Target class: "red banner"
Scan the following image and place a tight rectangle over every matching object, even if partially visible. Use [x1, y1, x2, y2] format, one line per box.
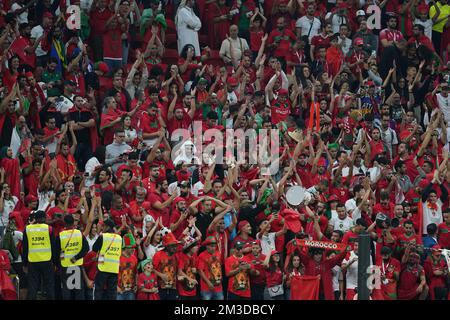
[290, 275, 321, 300]
[296, 239, 348, 251]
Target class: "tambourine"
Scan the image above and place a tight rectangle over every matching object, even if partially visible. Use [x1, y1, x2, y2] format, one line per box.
[286, 186, 306, 206]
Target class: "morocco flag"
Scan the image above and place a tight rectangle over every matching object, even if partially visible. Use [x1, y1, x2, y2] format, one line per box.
[290, 275, 321, 300]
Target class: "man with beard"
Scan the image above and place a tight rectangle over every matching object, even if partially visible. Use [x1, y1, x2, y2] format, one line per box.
[10, 22, 40, 70]
[139, 103, 164, 148]
[167, 93, 195, 135]
[144, 133, 174, 180]
[117, 152, 143, 181]
[148, 178, 179, 226]
[69, 95, 97, 171]
[352, 19, 378, 56]
[189, 196, 228, 241]
[395, 220, 423, 259]
[198, 237, 224, 300]
[206, 203, 237, 262]
[55, 125, 77, 183]
[143, 164, 160, 195]
[267, 17, 296, 65]
[129, 187, 151, 231]
[373, 246, 400, 300]
[169, 197, 190, 239]
[408, 24, 435, 52]
[397, 245, 429, 300]
[153, 231, 180, 300]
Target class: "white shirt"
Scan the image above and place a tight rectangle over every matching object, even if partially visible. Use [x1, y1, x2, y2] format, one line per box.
[192, 180, 204, 197]
[345, 198, 357, 213]
[85, 234, 99, 252]
[296, 16, 321, 42]
[257, 232, 276, 256]
[219, 37, 250, 65]
[84, 156, 101, 187]
[30, 25, 46, 57]
[329, 216, 354, 233]
[332, 265, 342, 292]
[437, 93, 450, 124]
[343, 251, 373, 289]
[144, 243, 164, 260]
[422, 200, 443, 235]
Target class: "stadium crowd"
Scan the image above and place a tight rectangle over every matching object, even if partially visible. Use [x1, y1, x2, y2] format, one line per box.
[1, 0, 450, 301]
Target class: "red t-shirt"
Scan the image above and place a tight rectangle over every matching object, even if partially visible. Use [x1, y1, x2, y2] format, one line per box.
[438, 222, 450, 249]
[225, 254, 252, 298]
[197, 250, 223, 292]
[176, 252, 198, 297]
[268, 28, 296, 58]
[46, 207, 66, 236]
[270, 98, 291, 125]
[247, 252, 266, 285]
[153, 250, 178, 289]
[148, 192, 171, 226]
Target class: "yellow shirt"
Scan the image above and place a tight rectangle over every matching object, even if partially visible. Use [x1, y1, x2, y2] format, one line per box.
[430, 2, 450, 33]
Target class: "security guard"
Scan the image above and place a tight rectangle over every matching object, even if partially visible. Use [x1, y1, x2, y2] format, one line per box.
[92, 219, 122, 300]
[22, 210, 58, 300]
[55, 215, 89, 300]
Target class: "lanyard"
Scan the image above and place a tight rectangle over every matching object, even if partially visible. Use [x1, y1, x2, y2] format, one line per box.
[63, 229, 76, 251]
[381, 260, 389, 275]
[104, 234, 117, 254]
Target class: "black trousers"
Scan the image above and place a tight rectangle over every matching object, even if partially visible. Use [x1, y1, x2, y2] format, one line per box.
[251, 283, 265, 300]
[94, 271, 118, 300]
[26, 262, 55, 300]
[60, 266, 85, 300]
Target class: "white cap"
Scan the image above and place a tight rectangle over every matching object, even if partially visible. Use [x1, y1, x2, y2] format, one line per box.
[356, 10, 365, 16]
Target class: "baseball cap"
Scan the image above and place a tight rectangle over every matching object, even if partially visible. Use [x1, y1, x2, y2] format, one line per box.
[354, 37, 364, 46]
[356, 10, 365, 17]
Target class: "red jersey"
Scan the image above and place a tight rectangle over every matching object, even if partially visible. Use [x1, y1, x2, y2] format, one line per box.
[197, 250, 223, 292]
[270, 98, 291, 125]
[176, 252, 198, 297]
[153, 250, 178, 289]
[438, 222, 450, 249]
[225, 254, 252, 298]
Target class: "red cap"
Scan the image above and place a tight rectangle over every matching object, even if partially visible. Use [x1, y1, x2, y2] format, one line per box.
[270, 250, 280, 256]
[354, 37, 364, 46]
[25, 195, 38, 203]
[327, 194, 339, 202]
[278, 88, 289, 96]
[227, 77, 238, 86]
[366, 80, 375, 87]
[432, 244, 442, 251]
[25, 71, 34, 78]
[97, 62, 109, 74]
[176, 169, 191, 182]
[317, 157, 327, 167]
[43, 11, 54, 19]
[238, 220, 250, 232]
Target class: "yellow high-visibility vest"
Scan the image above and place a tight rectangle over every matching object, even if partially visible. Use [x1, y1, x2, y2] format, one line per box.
[60, 229, 83, 267]
[98, 233, 122, 274]
[26, 224, 52, 263]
